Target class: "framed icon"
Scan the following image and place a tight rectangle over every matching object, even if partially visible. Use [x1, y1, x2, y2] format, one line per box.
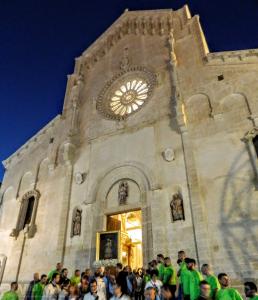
[96, 231, 121, 261]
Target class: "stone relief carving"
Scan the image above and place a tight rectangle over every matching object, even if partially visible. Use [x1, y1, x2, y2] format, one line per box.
[74, 172, 86, 185]
[170, 193, 185, 222]
[118, 181, 128, 205]
[162, 148, 175, 162]
[0, 254, 7, 285]
[71, 208, 82, 237]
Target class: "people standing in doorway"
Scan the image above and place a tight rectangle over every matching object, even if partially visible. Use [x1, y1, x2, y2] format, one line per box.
[216, 273, 243, 300]
[135, 271, 144, 300]
[116, 263, 128, 295]
[244, 282, 258, 300]
[201, 264, 220, 300]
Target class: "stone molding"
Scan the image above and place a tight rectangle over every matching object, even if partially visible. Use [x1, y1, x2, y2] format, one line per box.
[2, 115, 61, 170]
[10, 189, 40, 239]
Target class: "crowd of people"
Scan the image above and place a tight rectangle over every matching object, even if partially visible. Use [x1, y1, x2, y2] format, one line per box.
[2, 251, 258, 300]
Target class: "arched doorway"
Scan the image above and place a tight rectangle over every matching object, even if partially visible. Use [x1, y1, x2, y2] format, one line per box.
[90, 163, 156, 267]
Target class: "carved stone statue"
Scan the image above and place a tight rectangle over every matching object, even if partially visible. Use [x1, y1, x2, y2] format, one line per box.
[72, 208, 82, 237]
[118, 181, 128, 205]
[104, 238, 113, 259]
[170, 193, 185, 222]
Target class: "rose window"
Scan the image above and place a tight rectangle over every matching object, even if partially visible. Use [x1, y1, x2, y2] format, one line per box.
[110, 80, 149, 116]
[96, 66, 157, 121]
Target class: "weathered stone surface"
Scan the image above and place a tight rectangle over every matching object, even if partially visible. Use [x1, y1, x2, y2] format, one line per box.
[1, 5, 258, 293]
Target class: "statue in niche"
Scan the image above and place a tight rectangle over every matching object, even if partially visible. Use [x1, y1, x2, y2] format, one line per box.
[170, 193, 185, 222]
[71, 208, 82, 237]
[118, 181, 128, 205]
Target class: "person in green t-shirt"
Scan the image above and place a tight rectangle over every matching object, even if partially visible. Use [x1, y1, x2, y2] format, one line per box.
[216, 273, 243, 300]
[177, 250, 192, 300]
[163, 257, 177, 296]
[244, 282, 258, 300]
[47, 262, 63, 282]
[70, 269, 81, 285]
[32, 274, 47, 300]
[186, 258, 203, 300]
[157, 254, 165, 282]
[201, 264, 220, 299]
[2, 282, 19, 300]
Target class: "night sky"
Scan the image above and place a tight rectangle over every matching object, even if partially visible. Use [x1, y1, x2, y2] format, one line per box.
[1, 0, 258, 181]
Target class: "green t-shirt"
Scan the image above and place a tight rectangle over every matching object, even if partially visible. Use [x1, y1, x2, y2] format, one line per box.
[189, 269, 203, 300]
[180, 262, 191, 296]
[157, 263, 165, 281]
[32, 282, 45, 300]
[144, 274, 151, 284]
[206, 274, 220, 298]
[163, 265, 177, 285]
[70, 275, 80, 285]
[250, 296, 258, 300]
[216, 288, 243, 300]
[2, 291, 19, 300]
[47, 269, 58, 281]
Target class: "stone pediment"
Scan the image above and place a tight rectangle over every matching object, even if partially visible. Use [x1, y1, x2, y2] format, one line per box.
[74, 5, 192, 74]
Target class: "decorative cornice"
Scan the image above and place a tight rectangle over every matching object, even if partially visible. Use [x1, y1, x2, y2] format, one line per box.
[205, 49, 258, 65]
[2, 115, 61, 170]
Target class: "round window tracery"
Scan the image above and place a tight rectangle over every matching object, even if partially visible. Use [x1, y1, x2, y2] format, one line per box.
[96, 66, 157, 121]
[110, 80, 149, 116]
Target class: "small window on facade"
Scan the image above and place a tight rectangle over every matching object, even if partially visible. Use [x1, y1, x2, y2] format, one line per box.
[11, 190, 40, 239]
[218, 74, 224, 81]
[49, 137, 54, 144]
[23, 197, 35, 229]
[252, 135, 258, 158]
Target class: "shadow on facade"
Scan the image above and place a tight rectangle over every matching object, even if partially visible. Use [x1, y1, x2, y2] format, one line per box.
[219, 149, 258, 279]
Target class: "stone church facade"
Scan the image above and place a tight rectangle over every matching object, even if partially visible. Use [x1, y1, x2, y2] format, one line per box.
[1, 5, 258, 291]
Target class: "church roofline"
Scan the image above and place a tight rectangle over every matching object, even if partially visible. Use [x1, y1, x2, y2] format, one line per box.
[73, 5, 191, 75]
[2, 114, 61, 170]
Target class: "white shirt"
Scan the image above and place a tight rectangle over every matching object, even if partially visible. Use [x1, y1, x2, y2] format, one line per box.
[144, 280, 163, 295]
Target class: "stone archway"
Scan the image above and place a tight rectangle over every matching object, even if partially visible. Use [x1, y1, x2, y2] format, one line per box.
[90, 163, 157, 267]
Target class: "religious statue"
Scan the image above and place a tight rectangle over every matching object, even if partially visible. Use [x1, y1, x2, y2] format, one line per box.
[118, 181, 128, 205]
[170, 193, 185, 222]
[104, 238, 113, 259]
[71, 208, 82, 237]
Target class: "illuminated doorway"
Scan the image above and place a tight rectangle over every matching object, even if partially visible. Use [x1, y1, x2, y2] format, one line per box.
[107, 210, 143, 269]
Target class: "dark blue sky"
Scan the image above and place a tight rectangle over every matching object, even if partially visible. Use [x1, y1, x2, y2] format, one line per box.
[1, 0, 258, 181]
